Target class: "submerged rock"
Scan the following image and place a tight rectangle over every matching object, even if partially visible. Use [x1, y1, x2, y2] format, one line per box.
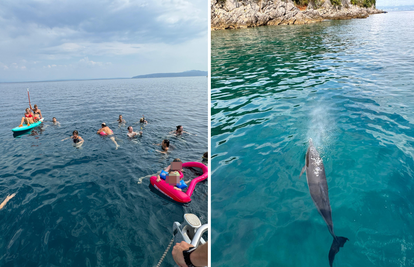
[211, 0, 386, 30]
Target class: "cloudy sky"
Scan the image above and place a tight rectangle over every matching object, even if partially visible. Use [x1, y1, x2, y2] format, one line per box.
[377, 0, 414, 6]
[0, 0, 208, 82]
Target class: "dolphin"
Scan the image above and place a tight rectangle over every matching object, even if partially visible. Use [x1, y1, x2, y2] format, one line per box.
[300, 138, 348, 267]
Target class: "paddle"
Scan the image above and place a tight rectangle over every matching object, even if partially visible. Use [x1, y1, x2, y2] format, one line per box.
[27, 88, 31, 108]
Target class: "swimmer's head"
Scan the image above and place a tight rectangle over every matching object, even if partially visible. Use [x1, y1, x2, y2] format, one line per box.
[102, 122, 107, 127]
[176, 125, 183, 132]
[73, 130, 78, 136]
[203, 152, 208, 159]
[163, 139, 170, 147]
[52, 117, 56, 122]
[119, 115, 122, 119]
[127, 126, 133, 132]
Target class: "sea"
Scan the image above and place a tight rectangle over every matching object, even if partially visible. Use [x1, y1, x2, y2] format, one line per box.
[211, 11, 414, 266]
[0, 77, 208, 266]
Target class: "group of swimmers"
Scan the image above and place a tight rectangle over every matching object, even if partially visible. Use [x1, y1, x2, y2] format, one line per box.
[18, 106, 207, 189]
[19, 106, 196, 153]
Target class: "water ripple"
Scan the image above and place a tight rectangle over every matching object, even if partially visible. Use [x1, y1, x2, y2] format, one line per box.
[0, 77, 207, 266]
[212, 12, 414, 266]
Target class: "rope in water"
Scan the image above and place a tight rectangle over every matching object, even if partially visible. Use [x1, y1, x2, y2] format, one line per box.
[155, 236, 175, 267]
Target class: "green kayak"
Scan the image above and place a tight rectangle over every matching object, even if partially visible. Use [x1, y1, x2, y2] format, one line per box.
[12, 118, 44, 132]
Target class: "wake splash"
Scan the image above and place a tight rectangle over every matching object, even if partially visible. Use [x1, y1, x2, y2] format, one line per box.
[306, 105, 335, 152]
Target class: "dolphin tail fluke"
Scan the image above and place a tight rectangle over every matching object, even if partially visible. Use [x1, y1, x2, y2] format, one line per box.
[328, 236, 349, 267]
[299, 166, 306, 178]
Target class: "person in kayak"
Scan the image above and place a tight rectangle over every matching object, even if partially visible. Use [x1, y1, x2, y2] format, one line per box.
[62, 130, 84, 145]
[19, 108, 34, 127]
[127, 126, 142, 138]
[30, 104, 42, 121]
[154, 139, 170, 153]
[118, 115, 126, 124]
[97, 123, 119, 149]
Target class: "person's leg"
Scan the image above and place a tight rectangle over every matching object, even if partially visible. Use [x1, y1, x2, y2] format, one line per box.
[0, 193, 16, 210]
[20, 117, 25, 126]
[110, 136, 119, 149]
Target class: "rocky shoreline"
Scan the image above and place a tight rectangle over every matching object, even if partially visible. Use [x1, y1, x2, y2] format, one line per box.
[211, 0, 386, 30]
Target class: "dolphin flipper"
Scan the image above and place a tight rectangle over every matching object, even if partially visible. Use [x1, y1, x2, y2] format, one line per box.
[299, 166, 306, 178]
[328, 236, 349, 267]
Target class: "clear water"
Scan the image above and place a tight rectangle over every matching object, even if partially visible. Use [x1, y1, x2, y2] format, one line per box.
[211, 12, 414, 266]
[0, 77, 208, 266]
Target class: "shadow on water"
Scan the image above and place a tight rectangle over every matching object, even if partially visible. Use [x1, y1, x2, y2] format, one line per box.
[12, 129, 33, 138]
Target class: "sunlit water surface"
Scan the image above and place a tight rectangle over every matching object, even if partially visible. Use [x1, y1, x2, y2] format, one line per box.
[0, 77, 208, 266]
[211, 11, 414, 266]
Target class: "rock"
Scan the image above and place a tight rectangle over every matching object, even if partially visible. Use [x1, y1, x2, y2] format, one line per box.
[211, 0, 386, 30]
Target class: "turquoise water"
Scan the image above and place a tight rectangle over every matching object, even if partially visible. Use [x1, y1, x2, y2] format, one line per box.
[0, 77, 207, 266]
[211, 12, 414, 266]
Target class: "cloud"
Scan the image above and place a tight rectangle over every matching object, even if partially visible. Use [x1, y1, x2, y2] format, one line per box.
[46, 42, 144, 57]
[0, 0, 206, 44]
[78, 57, 111, 67]
[0, 62, 9, 70]
[0, 0, 207, 82]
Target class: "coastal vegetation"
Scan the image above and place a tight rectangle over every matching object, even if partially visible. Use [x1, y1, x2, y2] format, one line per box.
[218, 0, 375, 8]
[351, 0, 376, 8]
[330, 0, 341, 6]
[293, 0, 309, 6]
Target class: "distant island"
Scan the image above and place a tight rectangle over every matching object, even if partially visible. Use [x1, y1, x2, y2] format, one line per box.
[132, 70, 207, 79]
[377, 5, 414, 11]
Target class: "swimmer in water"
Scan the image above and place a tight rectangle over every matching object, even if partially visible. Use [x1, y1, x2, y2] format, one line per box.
[154, 139, 170, 153]
[118, 115, 126, 124]
[170, 125, 195, 136]
[52, 117, 60, 125]
[30, 104, 42, 121]
[62, 130, 84, 145]
[97, 122, 119, 149]
[127, 126, 142, 138]
[202, 152, 208, 162]
[0, 193, 16, 210]
[139, 115, 148, 124]
[19, 108, 34, 127]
